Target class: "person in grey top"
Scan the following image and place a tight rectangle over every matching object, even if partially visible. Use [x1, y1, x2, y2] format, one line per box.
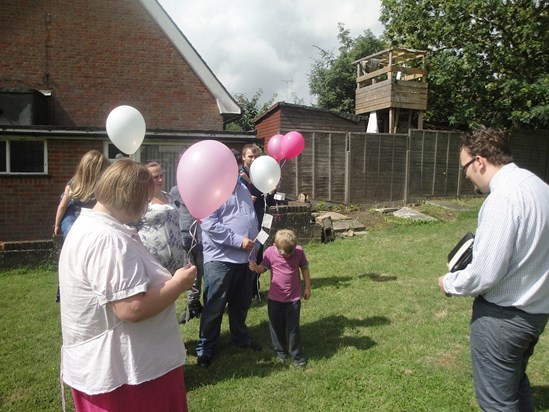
[170, 185, 204, 322]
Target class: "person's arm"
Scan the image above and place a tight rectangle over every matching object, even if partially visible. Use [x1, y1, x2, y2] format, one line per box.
[239, 170, 252, 185]
[441, 193, 516, 297]
[301, 267, 311, 300]
[249, 260, 267, 274]
[438, 276, 452, 297]
[53, 185, 71, 235]
[109, 265, 197, 322]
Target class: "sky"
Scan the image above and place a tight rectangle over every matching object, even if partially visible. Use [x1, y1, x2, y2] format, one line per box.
[158, 0, 384, 106]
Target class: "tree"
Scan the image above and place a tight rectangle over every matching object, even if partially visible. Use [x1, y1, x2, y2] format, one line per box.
[380, 0, 549, 129]
[226, 90, 276, 132]
[309, 24, 386, 113]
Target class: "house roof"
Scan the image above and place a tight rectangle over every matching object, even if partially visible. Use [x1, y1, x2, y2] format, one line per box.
[140, 0, 241, 121]
[254, 101, 368, 125]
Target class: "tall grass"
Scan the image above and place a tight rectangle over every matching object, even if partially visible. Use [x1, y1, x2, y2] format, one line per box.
[1, 198, 547, 411]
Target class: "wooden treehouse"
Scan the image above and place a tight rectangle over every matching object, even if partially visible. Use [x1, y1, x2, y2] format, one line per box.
[354, 48, 428, 133]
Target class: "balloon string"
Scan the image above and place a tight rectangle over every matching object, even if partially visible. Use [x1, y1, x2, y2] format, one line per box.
[188, 219, 198, 262]
[187, 220, 200, 294]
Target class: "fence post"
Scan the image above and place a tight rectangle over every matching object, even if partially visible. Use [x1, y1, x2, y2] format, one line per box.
[404, 131, 411, 204]
[431, 132, 439, 196]
[312, 131, 316, 199]
[344, 132, 350, 205]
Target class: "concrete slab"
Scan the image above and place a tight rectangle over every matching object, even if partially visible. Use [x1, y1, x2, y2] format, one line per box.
[315, 212, 351, 224]
[373, 207, 399, 214]
[426, 200, 470, 212]
[393, 206, 437, 222]
[332, 219, 366, 232]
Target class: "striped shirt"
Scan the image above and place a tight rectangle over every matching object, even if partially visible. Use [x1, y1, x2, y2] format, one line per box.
[443, 163, 549, 314]
[201, 182, 259, 264]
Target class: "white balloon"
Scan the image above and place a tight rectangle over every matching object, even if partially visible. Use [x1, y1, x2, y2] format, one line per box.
[106, 105, 146, 155]
[250, 155, 281, 193]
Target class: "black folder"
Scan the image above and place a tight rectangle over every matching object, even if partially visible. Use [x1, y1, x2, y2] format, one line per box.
[447, 232, 474, 272]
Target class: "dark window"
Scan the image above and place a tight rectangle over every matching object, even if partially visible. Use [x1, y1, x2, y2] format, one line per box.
[0, 141, 6, 172]
[108, 143, 127, 160]
[0, 139, 46, 173]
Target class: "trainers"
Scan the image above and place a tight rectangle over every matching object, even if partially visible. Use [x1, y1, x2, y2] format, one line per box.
[190, 303, 203, 314]
[178, 306, 201, 324]
[197, 355, 212, 368]
[277, 356, 287, 364]
[294, 361, 307, 368]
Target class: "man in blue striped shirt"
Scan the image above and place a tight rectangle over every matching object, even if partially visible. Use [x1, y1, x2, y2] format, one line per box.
[195, 151, 261, 368]
[438, 127, 549, 411]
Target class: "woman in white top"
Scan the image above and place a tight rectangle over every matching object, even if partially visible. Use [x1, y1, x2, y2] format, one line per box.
[138, 161, 186, 274]
[58, 158, 196, 412]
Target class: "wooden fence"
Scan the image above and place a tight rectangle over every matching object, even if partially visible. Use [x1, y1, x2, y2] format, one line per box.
[278, 129, 549, 206]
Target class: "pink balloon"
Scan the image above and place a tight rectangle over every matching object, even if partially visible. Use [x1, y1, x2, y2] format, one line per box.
[280, 131, 305, 159]
[177, 140, 238, 220]
[267, 134, 284, 161]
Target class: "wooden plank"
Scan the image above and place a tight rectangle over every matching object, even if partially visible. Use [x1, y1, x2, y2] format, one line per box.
[355, 81, 428, 114]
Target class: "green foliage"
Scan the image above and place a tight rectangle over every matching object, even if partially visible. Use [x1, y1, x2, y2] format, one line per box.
[380, 0, 549, 129]
[226, 89, 277, 131]
[314, 200, 326, 211]
[309, 23, 387, 113]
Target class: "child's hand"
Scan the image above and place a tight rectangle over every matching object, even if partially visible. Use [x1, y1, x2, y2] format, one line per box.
[249, 260, 258, 272]
[303, 286, 311, 300]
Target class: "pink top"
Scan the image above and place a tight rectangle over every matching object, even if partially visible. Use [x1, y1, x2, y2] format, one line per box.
[261, 245, 308, 303]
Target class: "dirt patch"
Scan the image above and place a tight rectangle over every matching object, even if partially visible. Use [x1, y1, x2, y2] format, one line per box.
[342, 209, 392, 231]
[320, 203, 461, 231]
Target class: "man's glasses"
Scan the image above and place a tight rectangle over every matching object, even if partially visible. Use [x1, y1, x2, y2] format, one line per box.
[461, 157, 476, 172]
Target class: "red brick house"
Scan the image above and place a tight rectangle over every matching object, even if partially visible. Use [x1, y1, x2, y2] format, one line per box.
[0, 0, 255, 242]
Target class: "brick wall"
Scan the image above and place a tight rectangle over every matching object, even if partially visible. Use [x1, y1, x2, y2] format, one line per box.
[0, 140, 103, 241]
[0, 0, 222, 130]
[264, 203, 321, 246]
[1, 0, 240, 242]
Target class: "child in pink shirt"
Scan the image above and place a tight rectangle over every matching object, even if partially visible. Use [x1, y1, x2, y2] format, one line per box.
[249, 229, 311, 367]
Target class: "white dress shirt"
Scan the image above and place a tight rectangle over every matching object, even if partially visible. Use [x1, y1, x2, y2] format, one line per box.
[443, 163, 549, 314]
[59, 209, 185, 394]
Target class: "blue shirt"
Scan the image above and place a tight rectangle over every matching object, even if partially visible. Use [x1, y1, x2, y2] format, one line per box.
[443, 163, 549, 314]
[201, 182, 259, 264]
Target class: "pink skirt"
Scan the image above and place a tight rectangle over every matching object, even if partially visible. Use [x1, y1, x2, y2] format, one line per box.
[71, 366, 188, 412]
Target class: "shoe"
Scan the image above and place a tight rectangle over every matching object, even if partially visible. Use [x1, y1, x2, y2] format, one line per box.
[277, 356, 287, 364]
[190, 303, 203, 314]
[197, 355, 212, 368]
[294, 361, 307, 368]
[178, 306, 202, 324]
[238, 340, 262, 352]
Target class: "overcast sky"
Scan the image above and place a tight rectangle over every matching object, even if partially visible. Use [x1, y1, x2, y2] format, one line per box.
[158, 0, 384, 106]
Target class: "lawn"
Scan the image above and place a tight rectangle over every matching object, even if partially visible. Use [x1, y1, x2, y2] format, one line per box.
[1, 198, 547, 411]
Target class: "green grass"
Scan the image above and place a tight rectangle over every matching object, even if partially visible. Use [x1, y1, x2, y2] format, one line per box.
[1, 198, 548, 411]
